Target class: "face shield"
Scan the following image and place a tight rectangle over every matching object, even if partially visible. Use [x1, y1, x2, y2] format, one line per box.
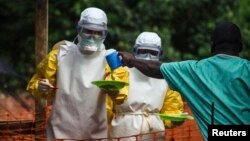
[77, 7, 108, 54]
[133, 32, 162, 61]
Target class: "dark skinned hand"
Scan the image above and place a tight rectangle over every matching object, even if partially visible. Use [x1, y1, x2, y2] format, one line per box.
[118, 52, 134, 68]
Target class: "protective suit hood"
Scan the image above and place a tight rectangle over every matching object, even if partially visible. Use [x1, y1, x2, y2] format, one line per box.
[133, 32, 162, 61]
[77, 7, 108, 54]
[79, 7, 107, 31]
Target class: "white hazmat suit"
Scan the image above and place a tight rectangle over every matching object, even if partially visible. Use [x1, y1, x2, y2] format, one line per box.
[107, 32, 184, 141]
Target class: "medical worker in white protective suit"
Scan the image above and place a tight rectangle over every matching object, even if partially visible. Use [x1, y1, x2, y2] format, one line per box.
[107, 32, 184, 141]
[26, 7, 129, 140]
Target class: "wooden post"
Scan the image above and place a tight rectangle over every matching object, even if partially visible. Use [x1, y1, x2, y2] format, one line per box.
[35, 0, 48, 64]
[35, 0, 48, 140]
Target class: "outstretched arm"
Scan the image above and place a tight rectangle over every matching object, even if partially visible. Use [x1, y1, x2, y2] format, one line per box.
[119, 51, 164, 79]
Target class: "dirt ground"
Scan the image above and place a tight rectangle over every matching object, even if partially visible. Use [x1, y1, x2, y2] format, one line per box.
[0, 91, 204, 141]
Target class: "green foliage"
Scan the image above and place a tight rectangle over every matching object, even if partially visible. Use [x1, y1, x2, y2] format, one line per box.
[0, 0, 249, 90]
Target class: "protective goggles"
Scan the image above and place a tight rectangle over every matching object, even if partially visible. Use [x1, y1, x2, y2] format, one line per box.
[77, 21, 108, 39]
[133, 45, 162, 57]
[78, 28, 107, 40]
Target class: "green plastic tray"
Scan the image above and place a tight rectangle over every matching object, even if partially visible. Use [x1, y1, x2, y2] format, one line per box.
[92, 80, 129, 90]
[159, 113, 194, 122]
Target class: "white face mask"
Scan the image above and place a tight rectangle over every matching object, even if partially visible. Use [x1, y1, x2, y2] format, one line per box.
[77, 34, 104, 54]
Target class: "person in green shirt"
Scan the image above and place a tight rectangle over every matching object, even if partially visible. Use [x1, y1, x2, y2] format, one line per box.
[118, 21, 250, 140]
